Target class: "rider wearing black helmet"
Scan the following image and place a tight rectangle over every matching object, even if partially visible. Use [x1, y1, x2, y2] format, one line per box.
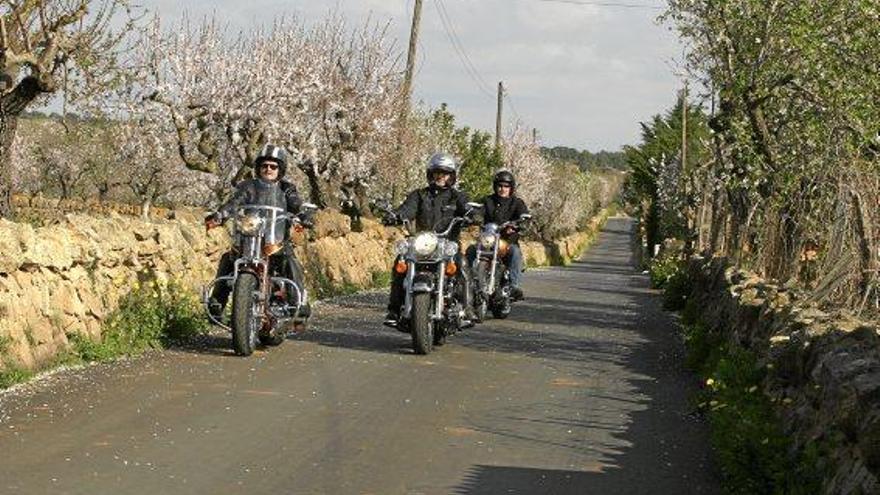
[382, 152, 476, 325]
[205, 144, 310, 320]
[468, 169, 529, 300]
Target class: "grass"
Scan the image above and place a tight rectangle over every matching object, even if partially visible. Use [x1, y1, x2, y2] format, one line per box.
[0, 366, 33, 389]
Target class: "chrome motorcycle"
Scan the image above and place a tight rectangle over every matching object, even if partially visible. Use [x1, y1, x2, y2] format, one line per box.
[379, 201, 482, 355]
[203, 203, 317, 356]
[472, 214, 531, 321]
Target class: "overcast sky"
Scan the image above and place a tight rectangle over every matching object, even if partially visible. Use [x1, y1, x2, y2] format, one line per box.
[137, 0, 680, 152]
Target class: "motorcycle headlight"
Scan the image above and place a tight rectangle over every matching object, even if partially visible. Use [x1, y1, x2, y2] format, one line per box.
[480, 233, 497, 249]
[393, 239, 410, 256]
[236, 214, 262, 235]
[413, 232, 439, 257]
[443, 241, 459, 257]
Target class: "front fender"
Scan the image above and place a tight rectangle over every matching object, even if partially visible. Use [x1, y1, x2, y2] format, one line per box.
[411, 273, 435, 293]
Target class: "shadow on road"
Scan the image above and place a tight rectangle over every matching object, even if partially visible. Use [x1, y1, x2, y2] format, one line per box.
[447, 217, 718, 494]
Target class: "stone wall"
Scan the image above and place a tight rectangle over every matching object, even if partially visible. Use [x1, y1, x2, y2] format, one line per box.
[687, 257, 880, 494]
[0, 209, 608, 372]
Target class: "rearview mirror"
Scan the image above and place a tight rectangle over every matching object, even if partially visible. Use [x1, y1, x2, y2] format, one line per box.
[519, 213, 533, 221]
[301, 202, 319, 211]
[466, 202, 484, 210]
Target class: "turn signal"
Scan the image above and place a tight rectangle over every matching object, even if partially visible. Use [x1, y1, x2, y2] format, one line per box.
[498, 239, 510, 258]
[395, 260, 408, 274]
[263, 242, 283, 256]
[445, 262, 458, 277]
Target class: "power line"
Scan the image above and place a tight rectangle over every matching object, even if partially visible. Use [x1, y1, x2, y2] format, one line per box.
[535, 0, 664, 9]
[433, 0, 496, 100]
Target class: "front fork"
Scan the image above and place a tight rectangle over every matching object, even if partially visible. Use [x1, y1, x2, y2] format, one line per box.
[476, 245, 500, 297]
[400, 261, 448, 322]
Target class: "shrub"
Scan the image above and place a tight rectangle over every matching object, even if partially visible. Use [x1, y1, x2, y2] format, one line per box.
[69, 279, 207, 363]
[685, 320, 824, 494]
[648, 253, 692, 310]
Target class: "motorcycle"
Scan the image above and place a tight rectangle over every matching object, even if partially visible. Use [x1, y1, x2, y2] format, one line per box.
[472, 214, 532, 321]
[203, 203, 317, 356]
[377, 200, 483, 355]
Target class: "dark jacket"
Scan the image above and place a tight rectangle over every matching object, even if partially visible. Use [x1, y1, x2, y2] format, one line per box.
[217, 178, 302, 221]
[397, 185, 470, 241]
[482, 194, 529, 244]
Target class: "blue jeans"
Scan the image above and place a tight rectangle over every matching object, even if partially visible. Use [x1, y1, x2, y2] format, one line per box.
[466, 243, 524, 288]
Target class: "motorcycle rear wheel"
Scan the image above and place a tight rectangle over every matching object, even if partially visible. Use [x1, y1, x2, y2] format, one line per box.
[231, 273, 259, 356]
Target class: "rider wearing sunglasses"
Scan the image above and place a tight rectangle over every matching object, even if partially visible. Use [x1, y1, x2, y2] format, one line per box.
[204, 144, 310, 321]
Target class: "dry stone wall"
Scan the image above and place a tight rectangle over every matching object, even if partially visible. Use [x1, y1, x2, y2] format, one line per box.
[687, 257, 880, 494]
[0, 209, 608, 372]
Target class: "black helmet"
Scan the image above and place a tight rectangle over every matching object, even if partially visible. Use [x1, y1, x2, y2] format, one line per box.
[493, 169, 516, 193]
[426, 152, 459, 186]
[255, 144, 288, 178]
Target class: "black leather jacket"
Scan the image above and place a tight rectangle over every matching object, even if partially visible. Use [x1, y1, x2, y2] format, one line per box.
[482, 194, 529, 244]
[397, 185, 470, 241]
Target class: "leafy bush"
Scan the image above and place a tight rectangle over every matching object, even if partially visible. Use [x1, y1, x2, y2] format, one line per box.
[649, 253, 692, 310]
[69, 279, 207, 363]
[685, 321, 824, 494]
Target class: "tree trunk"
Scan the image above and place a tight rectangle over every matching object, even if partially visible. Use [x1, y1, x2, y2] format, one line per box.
[141, 198, 153, 220]
[0, 111, 18, 217]
[0, 77, 45, 218]
[851, 189, 877, 300]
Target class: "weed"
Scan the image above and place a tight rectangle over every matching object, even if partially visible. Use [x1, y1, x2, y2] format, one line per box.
[370, 270, 392, 289]
[684, 320, 825, 494]
[0, 366, 33, 389]
[69, 279, 207, 363]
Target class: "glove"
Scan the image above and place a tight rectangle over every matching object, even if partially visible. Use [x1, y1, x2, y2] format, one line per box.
[382, 212, 400, 226]
[204, 213, 221, 230]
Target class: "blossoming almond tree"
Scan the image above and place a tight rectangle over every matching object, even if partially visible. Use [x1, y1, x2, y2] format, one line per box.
[0, 0, 135, 217]
[139, 15, 403, 211]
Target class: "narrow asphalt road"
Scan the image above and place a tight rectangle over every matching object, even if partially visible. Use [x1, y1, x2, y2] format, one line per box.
[0, 217, 719, 494]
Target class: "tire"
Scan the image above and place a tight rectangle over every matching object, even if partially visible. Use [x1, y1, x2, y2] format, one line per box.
[259, 331, 284, 347]
[492, 296, 511, 320]
[475, 261, 490, 321]
[433, 325, 447, 346]
[231, 273, 259, 356]
[476, 299, 488, 322]
[411, 293, 433, 355]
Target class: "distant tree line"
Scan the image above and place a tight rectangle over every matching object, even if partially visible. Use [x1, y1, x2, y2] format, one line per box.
[541, 147, 627, 172]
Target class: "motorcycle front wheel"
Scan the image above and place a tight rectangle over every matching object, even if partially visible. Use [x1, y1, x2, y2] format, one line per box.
[231, 273, 259, 356]
[411, 292, 434, 355]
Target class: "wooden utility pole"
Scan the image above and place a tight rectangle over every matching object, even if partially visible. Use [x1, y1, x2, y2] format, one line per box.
[391, 0, 423, 203]
[532, 128, 538, 144]
[682, 81, 695, 256]
[495, 81, 504, 150]
[681, 81, 688, 173]
[401, 0, 424, 112]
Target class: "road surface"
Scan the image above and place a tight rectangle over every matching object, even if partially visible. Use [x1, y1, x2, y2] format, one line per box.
[0, 217, 719, 494]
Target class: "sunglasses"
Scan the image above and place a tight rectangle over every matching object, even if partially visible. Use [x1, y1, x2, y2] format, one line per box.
[496, 183, 512, 188]
[260, 162, 279, 171]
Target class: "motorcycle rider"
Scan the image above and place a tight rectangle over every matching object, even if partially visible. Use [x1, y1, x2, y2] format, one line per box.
[382, 152, 476, 326]
[467, 169, 529, 300]
[205, 144, 310, 321]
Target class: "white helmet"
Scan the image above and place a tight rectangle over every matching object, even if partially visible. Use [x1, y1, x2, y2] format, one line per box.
[426, 152, 459, 186]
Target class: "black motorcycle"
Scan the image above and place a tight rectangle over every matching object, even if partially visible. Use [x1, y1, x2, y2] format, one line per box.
[378, 200, 482, 355]
[472, 214, 531, 320]
[203, 203, 317, 356]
